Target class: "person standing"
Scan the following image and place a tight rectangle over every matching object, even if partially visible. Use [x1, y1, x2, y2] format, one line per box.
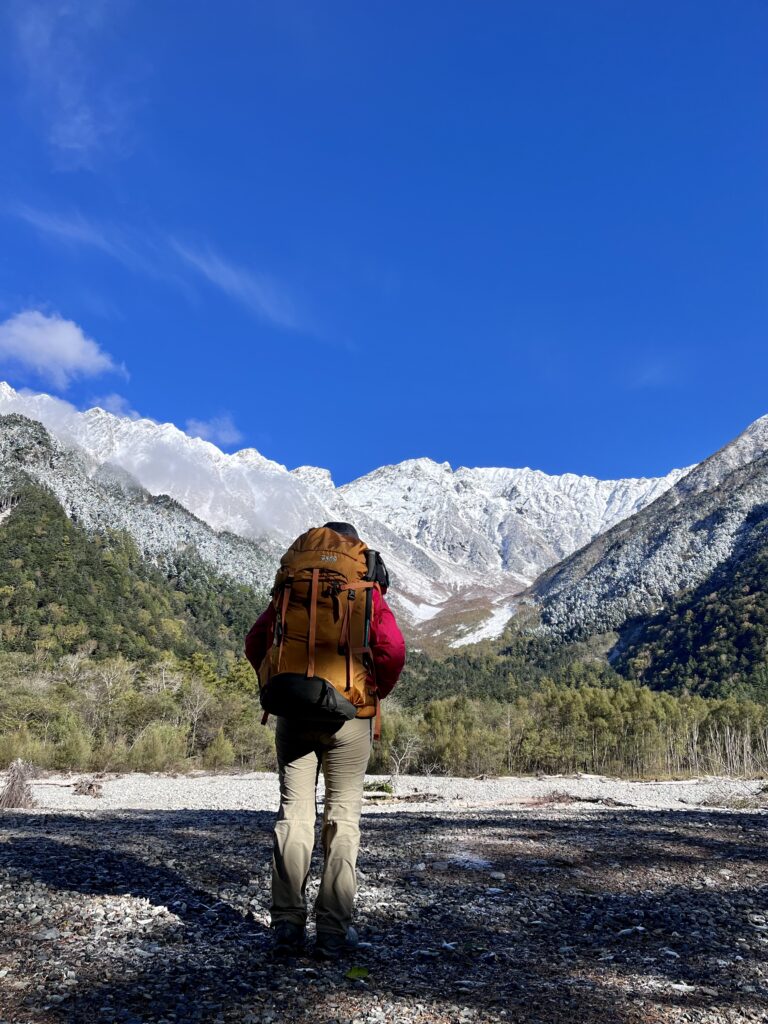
[245, 522, 405, 956]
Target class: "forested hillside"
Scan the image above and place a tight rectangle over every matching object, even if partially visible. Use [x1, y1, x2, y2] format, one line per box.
[0, 482, 273, 773]
[378, 632, 767, 778]
[614, 503, 768, 701]
[0, 481, 266, 665]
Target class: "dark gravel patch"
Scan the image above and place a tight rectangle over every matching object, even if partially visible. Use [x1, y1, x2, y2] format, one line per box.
[0, 806, 766, 1023]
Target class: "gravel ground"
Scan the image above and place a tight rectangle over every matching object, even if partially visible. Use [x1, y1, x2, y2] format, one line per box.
[17, 771, 768, 813]
[0, 774, 767, 1024]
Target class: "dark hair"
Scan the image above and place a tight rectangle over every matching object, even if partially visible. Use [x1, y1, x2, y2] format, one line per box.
[323, 521, 359, 540]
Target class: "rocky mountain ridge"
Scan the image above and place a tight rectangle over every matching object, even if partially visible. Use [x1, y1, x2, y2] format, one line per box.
[529, 414, 768, 644]
[612, 497, 768, 697]
[0, 383, 689, 644]
[0, 413, 277, 594]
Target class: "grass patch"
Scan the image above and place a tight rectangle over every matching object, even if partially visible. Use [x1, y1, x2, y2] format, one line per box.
[364, 779, 394, 794]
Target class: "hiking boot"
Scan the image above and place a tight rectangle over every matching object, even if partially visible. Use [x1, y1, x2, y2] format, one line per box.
[272, 920, 305, 955]
[314, 926, 359, 959]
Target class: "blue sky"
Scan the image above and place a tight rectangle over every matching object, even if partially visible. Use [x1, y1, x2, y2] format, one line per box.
[0, 1, 765, 484]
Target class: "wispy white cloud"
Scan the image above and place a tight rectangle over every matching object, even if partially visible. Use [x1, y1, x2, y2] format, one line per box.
[0, 381, 145, 429]
[0, 310, 125, 391]
[12, 203, 166, 278]
[10, 204, 305, 332]
[185, 414, 244, 447]
[8, 0, 137, 170]
[11, 204, 197, 299]
[171, 241, 303, 330]
[13, 203, 120, 256]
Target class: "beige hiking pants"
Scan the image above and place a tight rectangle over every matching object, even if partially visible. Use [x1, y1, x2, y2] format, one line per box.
[271, 716, 373, 937]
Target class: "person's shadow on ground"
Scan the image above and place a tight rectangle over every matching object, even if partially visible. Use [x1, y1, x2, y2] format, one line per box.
[0, 807, 766, 1023]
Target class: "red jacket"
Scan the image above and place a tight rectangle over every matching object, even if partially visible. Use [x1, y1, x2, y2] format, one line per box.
[245, 587, 406, 698]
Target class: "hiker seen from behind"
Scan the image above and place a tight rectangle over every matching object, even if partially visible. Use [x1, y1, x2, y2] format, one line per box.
[245, 522, 406, 957]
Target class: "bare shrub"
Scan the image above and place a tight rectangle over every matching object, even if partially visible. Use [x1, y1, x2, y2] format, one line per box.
[0, 759, 36, 809]
[389, 734, 421, 793]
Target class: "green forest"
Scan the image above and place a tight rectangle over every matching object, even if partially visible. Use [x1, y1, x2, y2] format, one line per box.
[614, 507, 768, 702]
[0, 483, 265, 667]
[0, 486, 767, 778]
[1, 642, 766, 779]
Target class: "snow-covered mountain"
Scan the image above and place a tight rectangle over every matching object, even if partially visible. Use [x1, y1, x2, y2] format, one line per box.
[0, 382, 690, 645]
[340, 459, 688, 585]
[0, 413, 277, 593]
[529, 413, 768, 642]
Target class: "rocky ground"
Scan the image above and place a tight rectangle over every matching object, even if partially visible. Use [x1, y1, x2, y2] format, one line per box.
[0, 775, 766, 1024]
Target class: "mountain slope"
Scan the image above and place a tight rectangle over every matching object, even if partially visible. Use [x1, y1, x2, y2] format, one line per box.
[0, 414, 276, 595]
[529, 415, 768, 643]
[0, 476, 266, 663]
[613, 500, 768, 699]
[0, 383, 687, 642]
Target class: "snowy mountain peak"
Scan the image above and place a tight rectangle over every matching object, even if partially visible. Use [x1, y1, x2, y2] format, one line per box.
[0, 381, 696, 644]
[82, 405, 116, 419]
[291, 465, 336, 491]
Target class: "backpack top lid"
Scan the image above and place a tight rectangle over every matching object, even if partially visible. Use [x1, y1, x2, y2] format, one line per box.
[322, 521, 359, 539]
[280, 525, 369, 573]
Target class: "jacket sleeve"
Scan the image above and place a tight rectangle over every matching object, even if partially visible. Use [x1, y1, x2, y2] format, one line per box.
[245, 605, 275, 674]
[369, 589, 406, 699]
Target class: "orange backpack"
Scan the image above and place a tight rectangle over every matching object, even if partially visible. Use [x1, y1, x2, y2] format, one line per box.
[258, 527, 380, 727]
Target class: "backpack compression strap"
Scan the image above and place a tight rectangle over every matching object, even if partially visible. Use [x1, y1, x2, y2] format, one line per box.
[338, 580, 382, 740]
[276, 570, 294, 671]
[336, 580, 377, 691]
[306, 568, 320, 677]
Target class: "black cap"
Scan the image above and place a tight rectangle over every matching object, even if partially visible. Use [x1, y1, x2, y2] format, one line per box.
[323, 521, 359, 539]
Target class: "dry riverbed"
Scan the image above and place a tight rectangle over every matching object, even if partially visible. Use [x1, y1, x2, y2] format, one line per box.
[0, 773, 766, 1024]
